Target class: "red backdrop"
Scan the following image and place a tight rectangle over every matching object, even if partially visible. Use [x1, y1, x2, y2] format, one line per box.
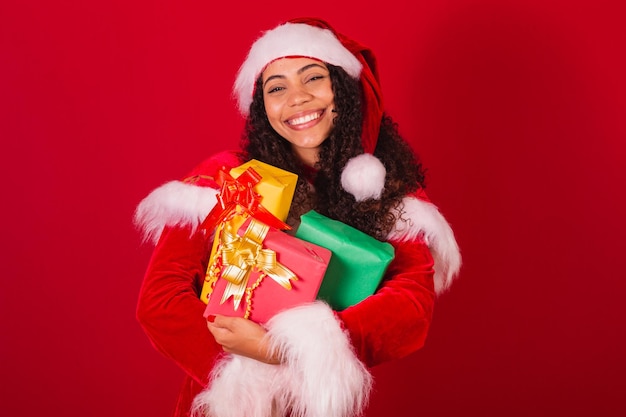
[2, 1, 625, 416]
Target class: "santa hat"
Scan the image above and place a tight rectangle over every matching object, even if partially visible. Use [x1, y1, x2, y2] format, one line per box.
[234, 17, 387, 202]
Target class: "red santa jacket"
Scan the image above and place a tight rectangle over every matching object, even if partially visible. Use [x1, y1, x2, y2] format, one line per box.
[134, 150, 461, 417]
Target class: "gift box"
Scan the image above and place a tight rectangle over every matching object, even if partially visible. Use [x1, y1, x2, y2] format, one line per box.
[200, 160, 297, 234]
[295, 210, 395, 311]
[201, 217, 332, 324]
[200, 161, 299, 305]
[229, 159, 298, 223]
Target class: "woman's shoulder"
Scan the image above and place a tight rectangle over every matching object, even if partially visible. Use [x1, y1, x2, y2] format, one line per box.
[410, 187, 430, 203]
[387, 187, 462, 295]
[182, 150, 245, 187]
[133, 150, 244, 244]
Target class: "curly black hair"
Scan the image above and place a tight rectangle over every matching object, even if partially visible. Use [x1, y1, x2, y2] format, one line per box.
[239, 64, 426, 240]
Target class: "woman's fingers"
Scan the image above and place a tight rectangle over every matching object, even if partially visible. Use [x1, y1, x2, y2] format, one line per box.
[205, 315, 279, 364]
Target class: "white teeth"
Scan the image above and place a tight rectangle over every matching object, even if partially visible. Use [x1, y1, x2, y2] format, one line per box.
[289, 112, 320, 126]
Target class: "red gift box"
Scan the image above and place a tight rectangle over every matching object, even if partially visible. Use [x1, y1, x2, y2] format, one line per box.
[203, 217, 332, 324]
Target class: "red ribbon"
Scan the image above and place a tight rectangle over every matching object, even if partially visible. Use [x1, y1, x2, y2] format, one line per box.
[200, 166, 291, 232]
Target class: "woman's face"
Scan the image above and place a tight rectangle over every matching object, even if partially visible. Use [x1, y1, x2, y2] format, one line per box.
[262, 57, 336, 167]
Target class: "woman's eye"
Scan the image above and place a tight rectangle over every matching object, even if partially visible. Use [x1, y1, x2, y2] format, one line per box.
[267, 86, 284, 94]
[307, 75, 325, 83]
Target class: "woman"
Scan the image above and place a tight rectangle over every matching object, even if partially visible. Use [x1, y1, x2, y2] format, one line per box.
[135, 17, 461, 417]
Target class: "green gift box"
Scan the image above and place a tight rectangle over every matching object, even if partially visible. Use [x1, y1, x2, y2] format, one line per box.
[295, 210, 395, 311]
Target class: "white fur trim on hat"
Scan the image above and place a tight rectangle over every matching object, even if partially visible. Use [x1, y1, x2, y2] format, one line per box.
[387, 196, 462, 294]
[192, 301, 372, 417]
[341, 153, 387, 201]
[133, 181, 218, 244]
[234, 22, 363, 115]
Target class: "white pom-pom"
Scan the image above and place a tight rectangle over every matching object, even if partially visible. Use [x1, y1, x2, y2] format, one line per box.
[340, 153, 386, 201]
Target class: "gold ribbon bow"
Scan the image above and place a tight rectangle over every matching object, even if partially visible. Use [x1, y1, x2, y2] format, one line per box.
[207, 217, 297, 318]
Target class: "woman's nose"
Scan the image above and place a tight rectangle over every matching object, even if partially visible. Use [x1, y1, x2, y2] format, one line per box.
[287, 87, 313, 107]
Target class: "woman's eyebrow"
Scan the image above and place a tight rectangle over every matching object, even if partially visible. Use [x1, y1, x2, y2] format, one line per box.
[263, 74, 284, 87]
[297, 62, 327, 74]
[263, 63, 327, 88]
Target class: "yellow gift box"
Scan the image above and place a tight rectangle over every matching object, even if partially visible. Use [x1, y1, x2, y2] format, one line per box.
[229, 159, 297, 223]
[200, 160, 298, 304]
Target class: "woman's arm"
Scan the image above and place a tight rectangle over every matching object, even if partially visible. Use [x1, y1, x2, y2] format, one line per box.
[338, 238, 436, 367]
[136, 225, 223, 385]
[136, 224, 281, 384]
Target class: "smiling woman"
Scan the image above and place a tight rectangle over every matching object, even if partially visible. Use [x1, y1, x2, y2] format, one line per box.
[133, 17, 461, 417]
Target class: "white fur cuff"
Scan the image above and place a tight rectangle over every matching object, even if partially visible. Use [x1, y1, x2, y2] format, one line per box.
[192, 301, 372, 417]
[133, 181, 219, 244]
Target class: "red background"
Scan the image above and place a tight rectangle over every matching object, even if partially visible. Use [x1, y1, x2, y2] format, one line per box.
[2, 1, 625, 416]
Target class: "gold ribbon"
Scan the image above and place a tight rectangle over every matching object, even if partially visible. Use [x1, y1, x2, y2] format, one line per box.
[209, 217, 297, 316]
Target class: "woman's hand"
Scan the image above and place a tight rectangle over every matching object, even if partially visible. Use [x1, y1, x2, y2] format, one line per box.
[206, 315, 280, 364]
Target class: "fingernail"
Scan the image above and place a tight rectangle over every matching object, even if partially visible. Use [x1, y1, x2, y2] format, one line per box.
[207, 315, 216, 323]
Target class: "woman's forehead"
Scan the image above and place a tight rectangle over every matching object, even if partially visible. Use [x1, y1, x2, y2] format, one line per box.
[261, 57, 327, 79]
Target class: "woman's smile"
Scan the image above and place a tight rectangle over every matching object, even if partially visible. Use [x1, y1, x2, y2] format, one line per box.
[285, 110, 325, 128]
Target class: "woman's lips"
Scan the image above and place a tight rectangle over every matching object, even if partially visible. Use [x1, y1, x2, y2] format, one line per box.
[285, 110, 324, 128]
